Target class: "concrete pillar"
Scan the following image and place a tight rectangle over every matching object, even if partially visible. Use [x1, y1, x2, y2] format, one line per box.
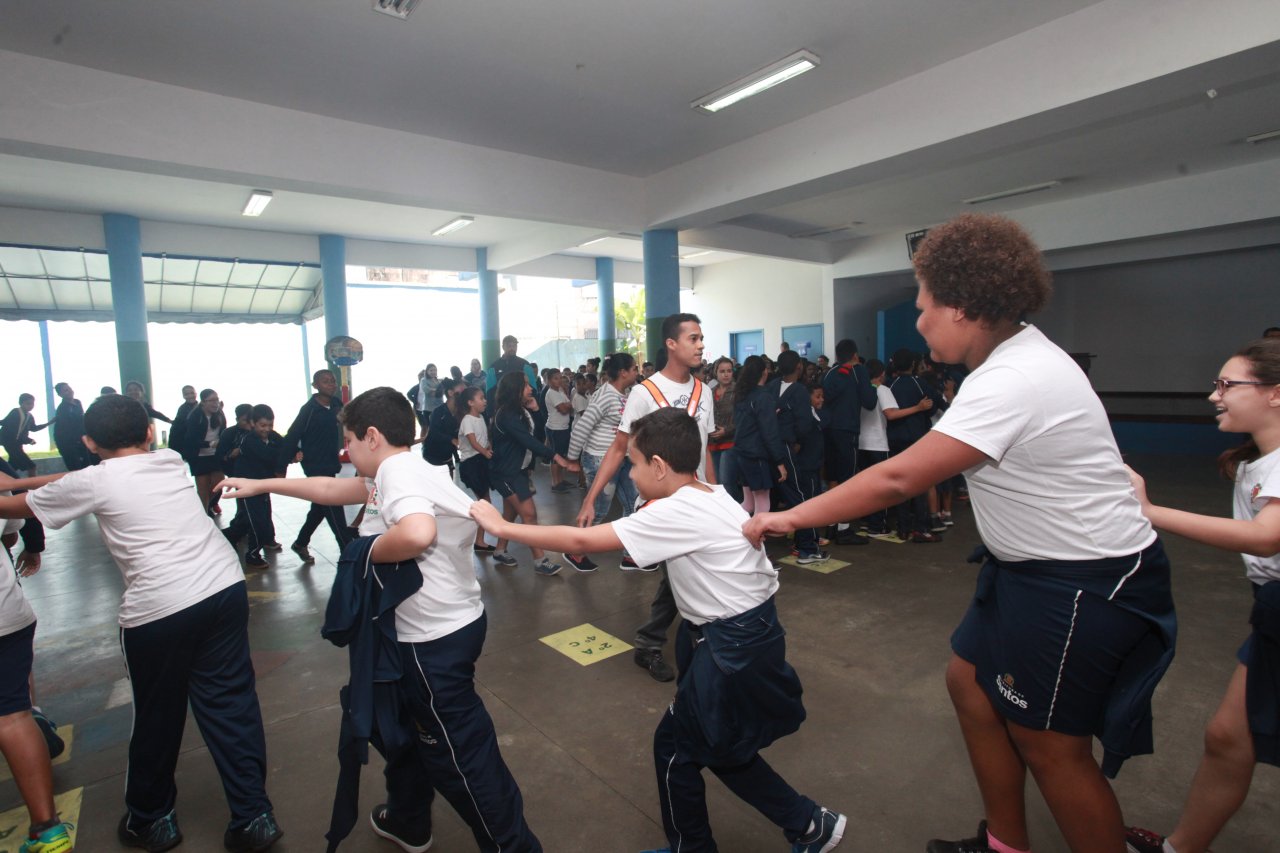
[102, 213, 152, 398]
[477, 248, 500, 368]
[596, 257, 616, 357]
[642, 229, 680, 364]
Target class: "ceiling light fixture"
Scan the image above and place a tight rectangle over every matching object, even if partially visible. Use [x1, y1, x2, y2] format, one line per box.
[241, 190, 273, 217]
[692, 49, 820, 114]
[371, 0, 421, 20]
[1244, 128, 1280, 144]
[431, 216, 474, 236]
[963, 180, 1061, 205]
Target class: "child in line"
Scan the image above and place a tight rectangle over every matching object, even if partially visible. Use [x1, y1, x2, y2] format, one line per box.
[885, 350, 942, 543]
[280, 369, 351, 564]
[456, 387, 496, 553]
[857, 360, 892, 537]
[544, 371, 574, 493]
[1125, 338, 1280, 853]
[469, 407, 846, 853]
[0, 394, 280, 852]
[224, 404, 284, 570]
[221, 386, 542, 853]
[731, 355, 788, 517]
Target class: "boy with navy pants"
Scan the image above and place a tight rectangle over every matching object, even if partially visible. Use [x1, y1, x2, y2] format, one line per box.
[225, 404, 284, 570]
[0, 394, 280, 852]
[470, 407, 845, 853]
[223, 386, 540, 853]
[279, 369, 352, 564]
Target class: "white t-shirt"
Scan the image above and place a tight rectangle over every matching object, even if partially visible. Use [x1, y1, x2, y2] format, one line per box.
[1235, 447, 1280, 583]
[199, 422, 220, 456]
[545, 388, 571, 431]
[27, 450, 244, 628]
[613, 484, 778, 625]
[0, 543, 35, 637]
[572, 392, 589, 419]
[358, 451, 484, 642]
[618, 373, 716, 479]
[859, 384, 894, 453]
[458, 414, 488, 462]
[932, 325, 1155, 562]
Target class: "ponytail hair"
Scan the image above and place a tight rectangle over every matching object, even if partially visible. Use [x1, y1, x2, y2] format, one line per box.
[603, 351, 635, 381]
[1217, 337, 1280, 480]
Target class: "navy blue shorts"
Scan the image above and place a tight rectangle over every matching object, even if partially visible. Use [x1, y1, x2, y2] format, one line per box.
[737, 454, 775, 491]
[547, 428, 570, 458]
[459, 454, 491, 500]
[0, 621, 35, 716]
[491, 470, 534, 502]
[952, 557, 1156, 736]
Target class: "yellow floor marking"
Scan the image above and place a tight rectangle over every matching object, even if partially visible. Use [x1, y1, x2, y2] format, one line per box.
[0, 726, 73, 784]
[869, 532, 907, 544]
[539, 623, 631, 666]
[247, 591, 280, 600]
[776, 555, 851, 574]
[0, 786, 81, 847]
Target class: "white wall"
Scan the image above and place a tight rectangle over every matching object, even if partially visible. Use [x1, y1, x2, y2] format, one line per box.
[685, 256, 825, 361]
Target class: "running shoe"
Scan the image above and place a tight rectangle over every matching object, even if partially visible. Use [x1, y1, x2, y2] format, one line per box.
[491, 551, 518, 567]
[118, 811, 182, 852]
[564, 553, 598, 572]
[18, 821, 73, 853]
[926, 820, 993, 853]
[244, 553, 270, 570]
[369, 804, 432, 853]
[1124, 826, 1166, 853]
[534, 558, 562, 576]
[290, 542, 315, 564]
[634, 649, 675, 682]
[31, 707, 64, 759]
[224, 811, 283, 852]
[796, 551, 831, 565]
[793, 806, 846, 853]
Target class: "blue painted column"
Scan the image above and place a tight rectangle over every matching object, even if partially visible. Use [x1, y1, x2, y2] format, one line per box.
[477, 248, 500, 368]
[300, 321, 313, 395]
[319, 235, 351, 396]
[642, 229, 680, 364]
[103, 213, 152, 398]
[596, 257, 616, 358]
[38, 321, 55, 447]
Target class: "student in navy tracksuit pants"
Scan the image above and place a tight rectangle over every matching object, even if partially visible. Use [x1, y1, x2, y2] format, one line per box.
[225, 405, 283, 569]
[279, 370, 352, 563]
[767, 350, 824, 561]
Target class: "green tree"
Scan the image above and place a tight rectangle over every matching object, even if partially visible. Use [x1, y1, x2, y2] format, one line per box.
[614, 289, 646, 356]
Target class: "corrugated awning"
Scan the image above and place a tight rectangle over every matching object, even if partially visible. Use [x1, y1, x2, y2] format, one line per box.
[0, 245, 323, 324]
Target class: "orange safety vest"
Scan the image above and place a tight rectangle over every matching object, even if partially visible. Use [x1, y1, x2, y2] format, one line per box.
[637, 377, 705, 418]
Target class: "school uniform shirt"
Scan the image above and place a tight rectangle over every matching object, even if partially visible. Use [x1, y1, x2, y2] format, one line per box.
[26, 449, 244, 628]
[612, 484, 779, 626]
[572, 392, 589, 420]
[1236, 447, 1280, 583]
[932, 324, 1155, 563]
[0, 542, 35, 637]
[544, 388, 571, 431]
[457, 414, 488, 462]
[618, 373, 715, 479]
[568, 383, 626, 461]
[357, 450, 484, 642]
[857, 385, 893, 453]
[280, 394, 344, 476]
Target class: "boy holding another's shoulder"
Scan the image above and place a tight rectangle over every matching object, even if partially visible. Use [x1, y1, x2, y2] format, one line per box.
[0, 393, 280, 852]
[222, 386, 541, 853]
[470, 407, 845, 853]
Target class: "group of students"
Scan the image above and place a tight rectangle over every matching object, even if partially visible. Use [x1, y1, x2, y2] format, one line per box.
[0, 212, 1277, 853]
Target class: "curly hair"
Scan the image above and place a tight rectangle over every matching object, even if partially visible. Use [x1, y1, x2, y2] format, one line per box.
[912, 213, 1052, 324]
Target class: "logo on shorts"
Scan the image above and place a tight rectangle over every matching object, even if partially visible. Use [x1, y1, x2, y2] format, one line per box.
[996, 673, 1029, 710]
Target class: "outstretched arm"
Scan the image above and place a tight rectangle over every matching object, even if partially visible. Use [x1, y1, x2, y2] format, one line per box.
[221, 475, 368, 505]
[1128, 466, 1280, 557]
[0, 471, 65, 492]
[474, 500, 623, 553]
[744, 430, 985, 545]
[0, 494, 33, 519]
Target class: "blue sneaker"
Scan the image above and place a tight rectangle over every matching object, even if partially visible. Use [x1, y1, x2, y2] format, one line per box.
[491, 551, 518, 567]
[534, 558, 562, 576]
[18, 821, 73, 853]
[793, 806, 846, 853]
[118, 811, 182, 852]
[31, 707, 64, 759]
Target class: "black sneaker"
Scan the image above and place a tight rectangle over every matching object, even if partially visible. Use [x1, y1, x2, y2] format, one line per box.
[370, 804, 433, 853]
[31, 707, 64, 759]
[290, 541, 315, 564]
[1124, 826, 1166, 853]
[634, 649, 675, 682]
[929, 515, 947, 533]
[792, 805, 847, 852]
[118, 811, 183, 852]
[224, 811, 283, 852]
[620, 554, 640, 570]
[564, 553, 598, 572]
[926, 820, 993, 853]
[244, 553, 270, 570]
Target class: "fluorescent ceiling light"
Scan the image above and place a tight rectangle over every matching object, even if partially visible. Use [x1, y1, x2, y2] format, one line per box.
[679, 250, 712, 259]
[579, 237, 608, 248]
[432, 216, 474, 236]
[1245, 128, 1280, 144]
[692, 49, 820, 114]
[963, 181, 1061, 205]
[241, 190, 273, 217]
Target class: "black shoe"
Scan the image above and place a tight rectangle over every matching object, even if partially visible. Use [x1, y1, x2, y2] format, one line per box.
[926, 820, 993, 853]
[245, 553, 270, 570]
[224, 811, 283, 852]
[634, 649, 675, 682]
[290, 541, 315, 564]
[793, 805, 847, 852]
[564, 553, 598, 572]
[118, 811, 183, 852]
[910, 531, 943, 544]
[31, 707, 64, 759]
[834, 530, 869, 546]
[1124, 826, 1166, 853]
[370, 804, 433, 853]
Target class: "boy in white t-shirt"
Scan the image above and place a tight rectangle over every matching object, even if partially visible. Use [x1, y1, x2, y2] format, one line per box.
[470, 408, 845, 853]
[221, 386, 541, 853]
[0, 394, 280, 853]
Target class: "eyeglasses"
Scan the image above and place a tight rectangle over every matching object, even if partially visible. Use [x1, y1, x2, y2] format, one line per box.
[1212, 379, 1271, 394]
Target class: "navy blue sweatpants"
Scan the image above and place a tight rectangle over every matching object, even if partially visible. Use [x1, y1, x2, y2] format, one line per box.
[385, 612, 541, 852]
[226, 493, 274, 556]
[119, 582, 271, 831]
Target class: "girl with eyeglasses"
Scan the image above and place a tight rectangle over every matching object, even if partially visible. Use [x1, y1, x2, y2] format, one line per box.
[1125, 337, 1280, 853]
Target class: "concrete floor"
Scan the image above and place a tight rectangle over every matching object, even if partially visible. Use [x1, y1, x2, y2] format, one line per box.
[2, 454, 1275, 852]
